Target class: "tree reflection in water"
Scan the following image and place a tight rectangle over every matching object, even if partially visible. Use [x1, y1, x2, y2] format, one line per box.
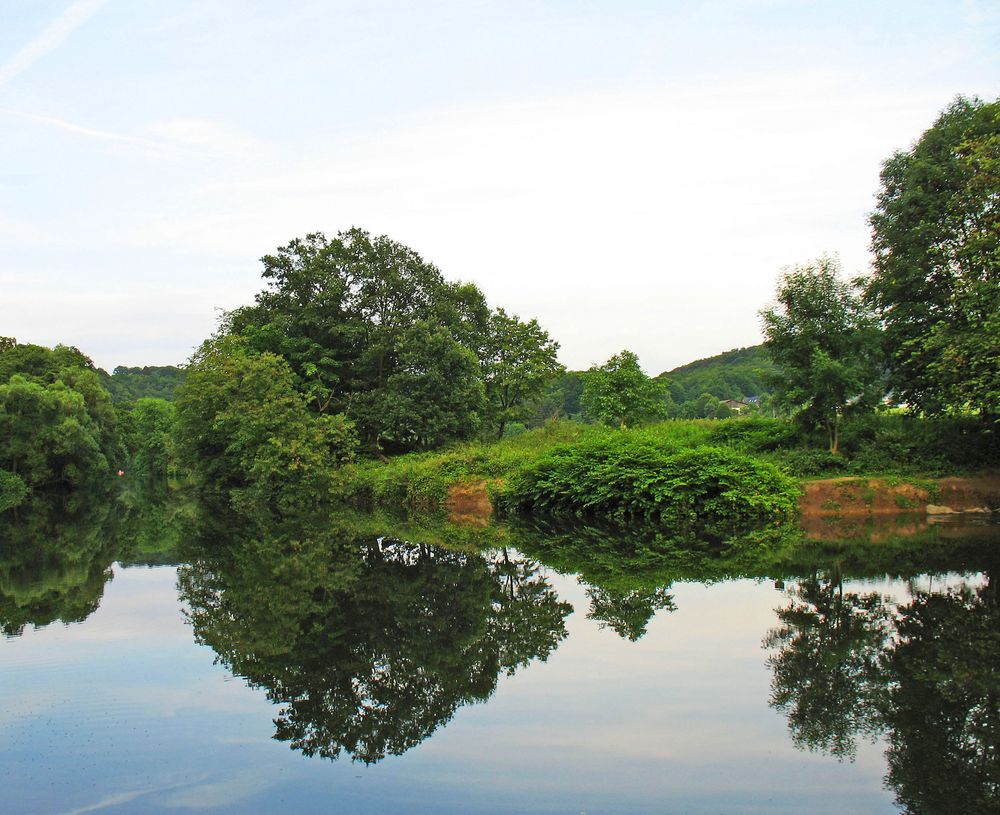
[0, 492, 118, 636]
[764, 574, 892, 759]
[178, 516, 571, 764]
[766, 568, 1000, 813]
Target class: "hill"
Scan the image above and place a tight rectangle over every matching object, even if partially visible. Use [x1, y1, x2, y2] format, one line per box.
[99, 365, 186, 402]
[659, 345, 776, 407]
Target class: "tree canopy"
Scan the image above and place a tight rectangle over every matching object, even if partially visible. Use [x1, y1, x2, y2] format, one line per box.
[581, 350, 667, 429]
[210, 228, 559, 452]
[761, 258, 884, 453]
[866, 95, 999, 421]
[0, 341, 122, 500]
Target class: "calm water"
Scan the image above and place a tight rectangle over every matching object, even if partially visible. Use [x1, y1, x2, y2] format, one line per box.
[2, 498, 998, 814]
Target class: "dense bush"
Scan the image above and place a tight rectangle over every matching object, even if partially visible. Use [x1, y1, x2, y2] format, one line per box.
[499, 437, 800, 531]
[707, 416, 798, 452]
[836, 413, 1000, 475]
[0, 469, 28, 513]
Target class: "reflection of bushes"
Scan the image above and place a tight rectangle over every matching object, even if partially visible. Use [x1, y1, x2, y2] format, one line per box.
[0, 469, 27, 512]
[0, 486, 190, 634]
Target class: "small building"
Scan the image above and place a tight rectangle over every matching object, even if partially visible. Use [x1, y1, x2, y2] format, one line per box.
[721, 399, 750, 414]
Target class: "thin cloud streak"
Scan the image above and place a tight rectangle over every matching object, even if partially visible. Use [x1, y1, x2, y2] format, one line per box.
[0, 0, 107, 89]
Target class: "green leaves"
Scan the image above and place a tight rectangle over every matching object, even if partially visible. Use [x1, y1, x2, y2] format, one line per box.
[481, 308, 562, 438]
[581, 350, 667, 429]
[174, 337, 358, 519]
[761, 257, 884, 453]
[867, 95, 1000, 419]
[502, 435, 799, 533]
[0, 342, 122, 493]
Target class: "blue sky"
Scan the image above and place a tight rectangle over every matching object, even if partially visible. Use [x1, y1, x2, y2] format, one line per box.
[1, 0, 997, 373]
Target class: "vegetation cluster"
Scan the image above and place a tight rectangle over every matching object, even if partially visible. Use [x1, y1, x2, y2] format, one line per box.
[1, 95, 997, 531]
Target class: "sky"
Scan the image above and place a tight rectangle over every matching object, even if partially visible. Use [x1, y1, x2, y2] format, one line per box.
[0, 1, 997, 375]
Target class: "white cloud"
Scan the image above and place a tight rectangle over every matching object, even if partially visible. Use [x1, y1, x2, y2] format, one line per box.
[116, 75, 948, 371]
[0, 0, 107, 89]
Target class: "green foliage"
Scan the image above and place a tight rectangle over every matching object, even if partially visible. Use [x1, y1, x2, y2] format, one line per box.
[706, 416, 797, 451]
[762, 257, 885, 453]
[222, 228, 507, 453]
[0, 469, 28, 513]
[834, 412, 1000, 475]
[116, 398, 178, 482]
[480, 308, 563, 438]
[99, 365, 186, 402]
[500, 436, 800, 532]
[581, 350, 667, 429]
[867, 95, 1000, 420]
[369, 321, 486, 451]
[660, 345, 777, 416]
[174, 337, 357, 518]
[0, 348, 122, 490]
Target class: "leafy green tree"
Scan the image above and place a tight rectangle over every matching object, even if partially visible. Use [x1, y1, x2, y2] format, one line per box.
[99, 365, 186, 402]
[0, 376, 110, 488]
[761, 257, 884, 453]
[866, 96, 999, 420]
[530, 371, 586, 425]
[174, 337, 356, 517]
[374, 321, 486, 451]
[481, 308, 563, 438]
[581, 350, 667, 428]
[0, 342, 123, 491]
[117, 398, 177, 482]
[223, 229, 500, 451]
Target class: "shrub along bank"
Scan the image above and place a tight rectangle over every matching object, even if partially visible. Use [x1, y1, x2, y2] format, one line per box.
[331, 416, 1000, 527]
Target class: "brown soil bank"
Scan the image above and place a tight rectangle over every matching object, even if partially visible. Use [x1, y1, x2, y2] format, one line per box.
[448, 476, 1000, 528]
[801, 476, 1000, 518]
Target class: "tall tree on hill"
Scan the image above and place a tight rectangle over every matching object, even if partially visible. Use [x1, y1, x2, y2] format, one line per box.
[866, 95, 999, 421]
[761, 258, 884, 454]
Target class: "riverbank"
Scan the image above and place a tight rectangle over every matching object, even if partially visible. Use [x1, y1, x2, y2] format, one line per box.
[331, 418, 1000, 526]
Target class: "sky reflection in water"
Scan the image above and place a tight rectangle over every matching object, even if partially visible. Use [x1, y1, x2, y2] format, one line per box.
[1, 509, 997, 814]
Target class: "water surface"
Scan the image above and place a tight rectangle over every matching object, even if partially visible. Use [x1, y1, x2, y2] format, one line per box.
[2, 500, 997, 814]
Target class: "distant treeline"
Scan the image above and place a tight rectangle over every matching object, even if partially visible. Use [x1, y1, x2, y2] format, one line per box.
[529, 345, 777, 426]
[99, 365, 186, 402]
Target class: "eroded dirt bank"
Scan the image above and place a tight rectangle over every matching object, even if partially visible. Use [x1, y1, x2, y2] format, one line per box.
[801, 475, 1000, 516]
[446, 475, 1000, 528]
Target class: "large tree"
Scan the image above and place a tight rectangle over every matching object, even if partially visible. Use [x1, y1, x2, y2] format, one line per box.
[374, 321, 486, 451]
[174, 337, 357, 517]
[866, 95, 999, 420]
[0, 342, 122, 494]
[224, 228, 498, 452]
[761, 258, 884, 453]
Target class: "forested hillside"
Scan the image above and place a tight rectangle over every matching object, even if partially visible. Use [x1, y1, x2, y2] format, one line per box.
[99, 366, 186, 402]
[659, 345, 776, 406]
